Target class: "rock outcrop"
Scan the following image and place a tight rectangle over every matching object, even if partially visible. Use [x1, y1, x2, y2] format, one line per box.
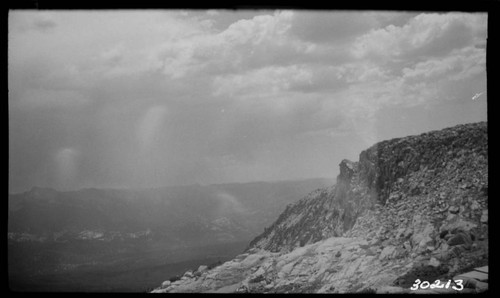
[151, 122, 488, 293]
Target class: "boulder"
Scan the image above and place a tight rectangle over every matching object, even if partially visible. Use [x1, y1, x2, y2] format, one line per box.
[480, 211, 488, 223]
[161, 280, 171, 288]
[470, 201, 480, 211]
[440, 217, 477, 234]
[264, 283, 275, 290]
[410, 219, 435, 252]
[365, 248, 377, 256]
[368, 238, 381, 246]
[359, 240, 370, 249]
[428, 257, 440, 267]
[151, 288, 169, 293]
[197, 265, 208, 274]
[236, 285, 249, 293]
[379, 245, 397, 260]
[249, 267, 266, 283]
[439, 230, 449, 239]
[447, 232, 471, 246]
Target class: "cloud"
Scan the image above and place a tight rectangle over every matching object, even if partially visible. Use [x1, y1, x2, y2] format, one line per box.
[289, 11, 379, 44]
[8, 10, 488, 192]
[290, 62, 390, 94]
[206, 10, 220, 17]
[157, 10, 298, 79]
[212, 64, 312, 97]
[402, 46, 486, 83]
[9, 11, 205, 95]
[352, 12, 487, 60]
[10, 12, 58, 32]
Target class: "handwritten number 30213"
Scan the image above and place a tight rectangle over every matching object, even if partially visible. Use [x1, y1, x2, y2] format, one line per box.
[410, 279, 463, 291]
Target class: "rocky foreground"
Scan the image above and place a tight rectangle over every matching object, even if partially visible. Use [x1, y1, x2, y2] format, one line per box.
[151, 122, 488, 293]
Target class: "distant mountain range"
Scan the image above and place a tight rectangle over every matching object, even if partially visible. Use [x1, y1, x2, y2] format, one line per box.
[8, 178, 333, 292]
[8, 179, 333, 246]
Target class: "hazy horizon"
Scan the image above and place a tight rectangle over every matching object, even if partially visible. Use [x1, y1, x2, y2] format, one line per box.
[9, 176, 336, 195]
[9, 10, 487, 193]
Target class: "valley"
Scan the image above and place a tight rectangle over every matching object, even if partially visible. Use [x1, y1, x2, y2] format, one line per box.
[8, 178, 332, 292]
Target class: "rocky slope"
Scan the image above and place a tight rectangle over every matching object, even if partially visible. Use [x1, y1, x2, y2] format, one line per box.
[151, 122, 488, 293]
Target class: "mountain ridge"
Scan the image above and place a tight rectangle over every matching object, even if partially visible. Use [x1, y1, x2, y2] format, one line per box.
[10, 177, 335, 196]
[153, 121, 488, 293]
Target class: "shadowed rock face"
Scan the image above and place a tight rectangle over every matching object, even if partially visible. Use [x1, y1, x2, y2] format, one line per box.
[152, 122, 488, 293]
[248, 122, 487, 253]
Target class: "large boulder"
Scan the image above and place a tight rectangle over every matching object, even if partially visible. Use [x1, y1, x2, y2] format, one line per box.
[379, 246, 397, 260]
[428, 257, 441, 267]
[161, 280, 171, 288]
[440, 217, 477, 234]
[480, 210, 488, 224]
[410, 216, 435, 252]
[447, 231, 472, 247]
[197, 265, 208, 274]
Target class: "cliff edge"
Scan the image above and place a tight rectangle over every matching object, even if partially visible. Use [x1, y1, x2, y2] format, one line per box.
[151, 122, 488, 293]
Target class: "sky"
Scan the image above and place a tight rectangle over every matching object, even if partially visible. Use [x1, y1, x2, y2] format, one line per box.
[8, 10, 488, 193]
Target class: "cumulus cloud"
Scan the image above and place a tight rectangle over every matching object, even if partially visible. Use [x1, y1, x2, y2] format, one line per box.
[352, 12, 487, 60]
[8, 10, 488, 192]
[402, 46, 486, 83]
[157, 10, 299, 79]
